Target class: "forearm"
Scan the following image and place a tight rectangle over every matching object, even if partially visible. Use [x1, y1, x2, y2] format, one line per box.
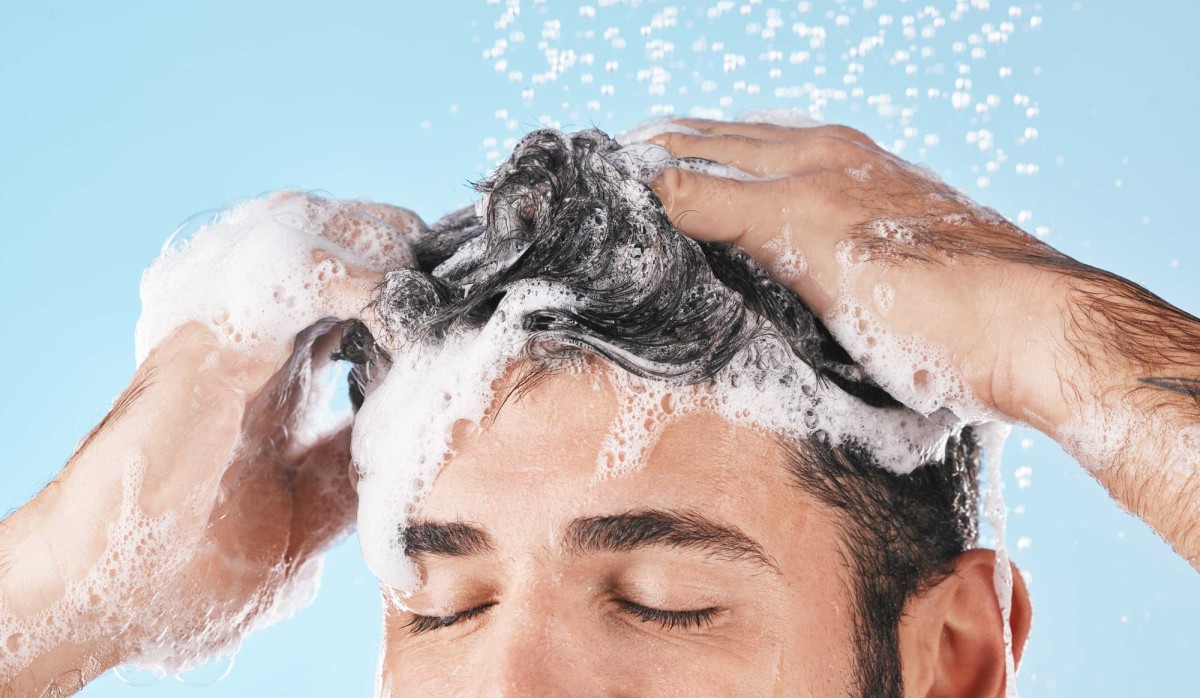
[0, 326, 252, 692]
[1019, 268, 1200, 569]
[0, 487, 124, 694]
[1, 610, 121, 696]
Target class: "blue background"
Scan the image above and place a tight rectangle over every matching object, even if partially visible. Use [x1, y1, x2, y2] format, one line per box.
[1, 1, 1196, 694]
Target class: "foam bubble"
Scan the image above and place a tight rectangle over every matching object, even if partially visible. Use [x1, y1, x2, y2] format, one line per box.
[135, 191, 415, 365]
[872, 281, 895, 316]
[354, 279, 582, 592]
[616, 117, 775, 183]
[738, 108, 824, 129]
[1057, 401, 1137, 472]
[606, 142, 675, 182]
[845, 163, 873, 182]
[821, 238, 993, 422]
[760, 227, 809, 284]
[978, 421, 1018, 697]
[1059, 400, 1200, 486]
[617, 117, 703, 145]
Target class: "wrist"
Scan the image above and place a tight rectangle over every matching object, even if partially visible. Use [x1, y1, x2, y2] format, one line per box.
[146, 320, 283, 397]
[978, 267, 1079, 430]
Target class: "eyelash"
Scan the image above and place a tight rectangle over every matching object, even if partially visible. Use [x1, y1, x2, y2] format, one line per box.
[404, 600, 720, 635]
[615, 599, 721, 631]
[404, 602, 496, 635]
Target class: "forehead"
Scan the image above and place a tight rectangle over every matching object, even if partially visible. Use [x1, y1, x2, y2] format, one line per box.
[416, 364, 822, 549]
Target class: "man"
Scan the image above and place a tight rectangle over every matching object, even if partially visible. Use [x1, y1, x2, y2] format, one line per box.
[1, 119, 1196, 696]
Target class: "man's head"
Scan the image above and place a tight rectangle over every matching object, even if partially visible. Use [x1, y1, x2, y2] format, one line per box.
[344, 128, 1031, 696]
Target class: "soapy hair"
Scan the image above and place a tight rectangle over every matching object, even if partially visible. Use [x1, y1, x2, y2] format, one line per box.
[340, 128, 981, 697]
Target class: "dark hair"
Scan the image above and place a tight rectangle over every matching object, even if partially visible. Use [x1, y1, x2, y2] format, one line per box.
[341, 128, 980, 697]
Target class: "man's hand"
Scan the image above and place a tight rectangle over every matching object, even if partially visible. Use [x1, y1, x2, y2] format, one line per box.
[646, 118, 1200, 570]
[0, 192, 422, 695]
[645, 120, 1066, 419]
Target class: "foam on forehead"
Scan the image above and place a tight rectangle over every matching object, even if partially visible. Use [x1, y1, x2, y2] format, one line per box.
[350, 126, 968, 594]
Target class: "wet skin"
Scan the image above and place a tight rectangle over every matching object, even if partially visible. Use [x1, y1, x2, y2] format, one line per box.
[377, 366, 1030, 697]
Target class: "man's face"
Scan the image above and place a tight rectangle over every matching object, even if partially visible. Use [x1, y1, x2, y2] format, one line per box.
[376, 365, 864, 696]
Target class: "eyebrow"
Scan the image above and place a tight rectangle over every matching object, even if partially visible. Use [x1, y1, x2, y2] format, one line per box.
[402, 509, 779, 574]
[403, 521, 496, 557]
[564, 509, 780, 574]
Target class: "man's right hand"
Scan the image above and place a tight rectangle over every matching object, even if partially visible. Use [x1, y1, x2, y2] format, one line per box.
[0, 192, 421, 695]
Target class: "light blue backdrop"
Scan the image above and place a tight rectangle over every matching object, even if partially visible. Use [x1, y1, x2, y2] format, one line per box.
[1, 1, 1196, 695]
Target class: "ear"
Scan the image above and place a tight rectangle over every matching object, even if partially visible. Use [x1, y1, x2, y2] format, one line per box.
[897, 549, 1032, 698]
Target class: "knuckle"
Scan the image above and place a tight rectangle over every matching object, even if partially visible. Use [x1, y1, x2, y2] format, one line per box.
[671, 169, 697, 203]
[825, 124, 875, 146]
[654, 167, 688, 205]
[653, 130, 687, 154]
[811, 135, 858, 160]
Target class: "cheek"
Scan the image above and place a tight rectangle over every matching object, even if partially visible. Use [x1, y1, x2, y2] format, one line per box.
[767, 563, 863, 694]
[379, 608, 473, 696]
[778, 607, 862, 693]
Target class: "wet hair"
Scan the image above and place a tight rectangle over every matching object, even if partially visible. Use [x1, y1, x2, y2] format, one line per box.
[339, 128, 980, 697]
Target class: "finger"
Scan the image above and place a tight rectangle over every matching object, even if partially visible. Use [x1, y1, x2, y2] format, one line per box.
[650, 166, 797, 248]
[349, 201, 429, 244]
[650, 132, 839, 177]
[787, 123, 877, 148]
[650, 167, 849, 306]
[240, 320, 351, 453]
[322, 202, 420, 270]
[304, 246, 385, 321]
[672, 118, 877, 149]
[651, 132, 782, 177]
[670, 118, 800, 141]
[264, 191, 419, 270]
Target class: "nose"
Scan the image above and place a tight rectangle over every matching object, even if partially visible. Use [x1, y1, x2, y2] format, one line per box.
[471, 595, 602, 697]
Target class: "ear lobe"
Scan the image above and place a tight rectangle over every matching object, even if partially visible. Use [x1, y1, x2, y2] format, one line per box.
[900, 549, 1033, 698]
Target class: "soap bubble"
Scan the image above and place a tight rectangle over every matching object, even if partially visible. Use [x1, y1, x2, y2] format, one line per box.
[113, 664, 163, 687]
[173, 652, 236, 686]
[161, 207, 222, 253]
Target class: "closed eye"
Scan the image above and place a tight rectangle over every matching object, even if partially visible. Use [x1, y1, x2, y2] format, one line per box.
[404, 600, 722, 635]
[616, 599, 722, 631]
[404, 601, 497, 635]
